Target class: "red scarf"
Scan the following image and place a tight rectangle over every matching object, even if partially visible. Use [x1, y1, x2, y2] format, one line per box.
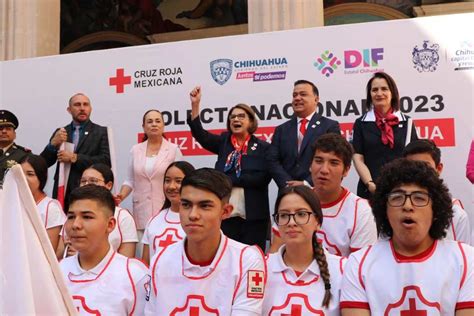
[224, 134, 250, 177]
[374, 109, 399, 149]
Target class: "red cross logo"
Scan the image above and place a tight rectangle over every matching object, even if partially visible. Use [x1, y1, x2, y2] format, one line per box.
[109, 68, 131, 93]
[171, 295, 219, 315]
[282, 304, 302, 316]
[159, 234, 177, 248]
[401, 298, 427, 316]
[269, 293, 324, 315]
[385, 286, 440, 315]
[189, 306, 200, 316]
[252, 272, 263, 286]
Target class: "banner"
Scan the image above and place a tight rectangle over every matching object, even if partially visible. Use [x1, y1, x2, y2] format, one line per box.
[0, 165, 76, 315]
[1, 13, 473, 230]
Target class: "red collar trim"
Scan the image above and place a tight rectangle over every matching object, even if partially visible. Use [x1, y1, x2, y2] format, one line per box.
[390, 239, 437, 263]
[185, 246, 214, 267]
[68, 251, 116, 283]
[181, 236, 228, 280]
[320, 187, 349, 208]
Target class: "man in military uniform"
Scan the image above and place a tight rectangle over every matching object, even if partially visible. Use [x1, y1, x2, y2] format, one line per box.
[0, 110, 30, 184]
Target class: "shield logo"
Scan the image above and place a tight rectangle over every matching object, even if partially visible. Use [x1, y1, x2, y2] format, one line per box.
[412, 41, 439, 72]
[210, 59, 233, 85]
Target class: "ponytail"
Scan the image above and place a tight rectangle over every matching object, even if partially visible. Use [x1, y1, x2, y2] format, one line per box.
[312, 234, 331, 308]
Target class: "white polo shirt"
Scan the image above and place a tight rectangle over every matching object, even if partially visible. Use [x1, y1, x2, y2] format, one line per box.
[340, 239, 474, 314]
[36, 196, 66, 229]
[141, 208, 185, 259]
[447, 199, 471, 245]
[60, 247, 150, 316]
[263, 245, 346, 315]
[145, 232, 266, 315]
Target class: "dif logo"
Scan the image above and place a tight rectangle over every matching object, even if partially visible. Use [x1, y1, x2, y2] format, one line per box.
[344, 48, 384, 74]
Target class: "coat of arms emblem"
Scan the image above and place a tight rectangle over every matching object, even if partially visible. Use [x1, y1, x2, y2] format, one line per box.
[412, 41, 440, 72]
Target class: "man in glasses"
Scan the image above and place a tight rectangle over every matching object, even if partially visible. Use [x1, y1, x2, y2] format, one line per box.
[0, 110, 30, 184]
[271, 133, 377, 257]
[403, 139, 471, 244]
[341, 159, 474, 315]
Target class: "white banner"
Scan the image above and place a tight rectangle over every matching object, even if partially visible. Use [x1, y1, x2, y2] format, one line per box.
[0, 165, 76, 315]
[1, 14, 473, 231]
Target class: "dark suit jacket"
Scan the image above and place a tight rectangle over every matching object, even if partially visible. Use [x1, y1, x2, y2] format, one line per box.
[267, 114, 341, 189]
[40, 120, 110, 205]
[352, 111, 418, 198]
[188, 117, 271, 221]
[0, 143, 30, 184]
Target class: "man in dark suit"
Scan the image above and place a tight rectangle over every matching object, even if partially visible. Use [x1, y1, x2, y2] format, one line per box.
[267, 80, 341, 189]
[0, 110, 30, 184]
[40, 93, 110, 207]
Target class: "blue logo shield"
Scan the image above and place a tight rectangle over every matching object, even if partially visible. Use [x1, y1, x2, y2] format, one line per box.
[210, 59, 233, 85]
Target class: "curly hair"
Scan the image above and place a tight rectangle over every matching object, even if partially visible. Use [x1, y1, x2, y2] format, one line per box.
[371, 159, 452, 240]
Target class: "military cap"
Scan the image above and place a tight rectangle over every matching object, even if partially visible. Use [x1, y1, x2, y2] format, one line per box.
[0, 110, 19, 129]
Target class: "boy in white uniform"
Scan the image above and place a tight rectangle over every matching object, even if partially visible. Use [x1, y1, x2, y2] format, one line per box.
[340, 159, 474, 316]
[403, 139, 471, 244]
[271, 133, 377, 257]
[145, 168, 266, 315]
[60, 185, 150, 315]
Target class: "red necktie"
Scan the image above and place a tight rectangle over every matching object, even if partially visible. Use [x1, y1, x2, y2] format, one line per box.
[300, 118, 308, 137]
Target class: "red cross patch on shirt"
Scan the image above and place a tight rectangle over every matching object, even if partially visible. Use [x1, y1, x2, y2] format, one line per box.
[247, 270, 265, 298]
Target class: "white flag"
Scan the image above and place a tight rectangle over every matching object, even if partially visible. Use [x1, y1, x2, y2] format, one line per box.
[0, 165, 77, 315]
[58, 142, 75, 207]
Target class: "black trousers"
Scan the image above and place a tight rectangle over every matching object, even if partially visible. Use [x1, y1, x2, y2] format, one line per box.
[221, 217, 269, 252]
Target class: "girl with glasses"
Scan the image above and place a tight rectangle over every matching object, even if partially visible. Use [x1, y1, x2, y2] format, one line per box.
[340, 159, 474, 316]
[58, 163, 138, 258]
[263, 185, 345, 315]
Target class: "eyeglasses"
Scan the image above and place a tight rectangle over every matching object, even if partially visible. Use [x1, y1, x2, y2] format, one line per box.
[229, 113, 247, 121]
[387, 191, 431, 207]
[273, 210, 313, 226]
[79, 177, 105, 186]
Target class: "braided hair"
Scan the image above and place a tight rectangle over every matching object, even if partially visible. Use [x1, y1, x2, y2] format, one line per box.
[274, 185, 332, 308]
[312, 234, 331, 308]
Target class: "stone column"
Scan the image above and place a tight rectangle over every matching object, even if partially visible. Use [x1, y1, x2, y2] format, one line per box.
[248, 0, 324, 34]
[0, 0, 60, 61]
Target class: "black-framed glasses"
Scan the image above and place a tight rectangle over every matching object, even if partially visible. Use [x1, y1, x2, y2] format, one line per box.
[387, 191, 431, 207]
[273, 210, 313, 226]
[229, 113, 247, 121]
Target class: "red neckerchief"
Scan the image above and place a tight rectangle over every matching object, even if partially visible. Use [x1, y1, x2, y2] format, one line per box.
[374, 109, 399, 149]
[224, 134, 251, 177]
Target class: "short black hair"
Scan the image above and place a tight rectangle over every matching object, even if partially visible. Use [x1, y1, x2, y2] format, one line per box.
[180, 168, 232, 201]
[371, 159, 452, 240]
[294, 79, 319, 96]
[162, 161, 196, 210]
[86, 163, 114, 184]
[366, 72, 400, 111]
[311, 133, 353, 169]
[403, 139, 441, 166]
[69, 185, 115, 216]
[21, 154, 48, 192]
